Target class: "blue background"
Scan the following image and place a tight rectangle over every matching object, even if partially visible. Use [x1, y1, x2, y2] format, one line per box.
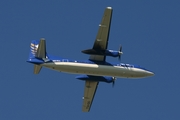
[0, 0, 180, 120]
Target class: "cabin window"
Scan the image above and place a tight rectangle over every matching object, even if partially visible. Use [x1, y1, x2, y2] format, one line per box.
[62, 59, 68, 62]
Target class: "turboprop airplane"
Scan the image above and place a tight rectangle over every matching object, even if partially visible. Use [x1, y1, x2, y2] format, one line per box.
[27, 7, 154, 112]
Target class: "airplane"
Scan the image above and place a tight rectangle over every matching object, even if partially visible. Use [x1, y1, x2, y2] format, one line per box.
[27, 7, 154, 112]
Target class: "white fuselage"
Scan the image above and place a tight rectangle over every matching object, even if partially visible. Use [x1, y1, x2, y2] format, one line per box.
[42, 62, 154, 78]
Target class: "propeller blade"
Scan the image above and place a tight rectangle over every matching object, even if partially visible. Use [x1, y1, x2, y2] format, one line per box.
[118, 45, 123, 61]
[119, 45, 122, 52]
[112, 81, 114, 87]
[118, 55, 121, 61]
[112, 77, 116, 87]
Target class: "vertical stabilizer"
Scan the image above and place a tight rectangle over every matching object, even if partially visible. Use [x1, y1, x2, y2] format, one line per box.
[29, 40, 39, 59]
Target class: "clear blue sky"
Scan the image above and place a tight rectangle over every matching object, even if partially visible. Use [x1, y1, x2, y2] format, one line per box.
[0, 0, 180, 120]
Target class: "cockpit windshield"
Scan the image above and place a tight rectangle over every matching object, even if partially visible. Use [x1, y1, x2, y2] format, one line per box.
[120, 63, 134, 67]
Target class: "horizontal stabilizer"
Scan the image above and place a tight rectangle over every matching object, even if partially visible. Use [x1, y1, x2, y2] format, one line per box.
[36, 38, 46, 59]
[34, 65, 42, 74]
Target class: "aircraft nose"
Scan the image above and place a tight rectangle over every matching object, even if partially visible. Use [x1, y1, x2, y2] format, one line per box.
[145, 71, 154, 77]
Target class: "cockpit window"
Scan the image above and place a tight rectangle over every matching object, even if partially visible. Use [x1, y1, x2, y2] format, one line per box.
[120, 64, 126, 67]
[120, 63, 133, 67]
[126, 64, 133, 67]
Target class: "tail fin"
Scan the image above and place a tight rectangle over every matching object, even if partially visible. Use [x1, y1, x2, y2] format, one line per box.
[29, 40, 39, 59]
[28, 38, 47, 74]
[29, 38, 46, 59]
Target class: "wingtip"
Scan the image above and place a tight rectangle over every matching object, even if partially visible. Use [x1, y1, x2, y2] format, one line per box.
[40, 38, 45, 41]
[106, 7, 112, 9]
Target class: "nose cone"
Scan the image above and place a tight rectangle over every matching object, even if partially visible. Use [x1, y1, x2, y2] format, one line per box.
[146, 71, 154, 77]
[132, 66, 154, 78]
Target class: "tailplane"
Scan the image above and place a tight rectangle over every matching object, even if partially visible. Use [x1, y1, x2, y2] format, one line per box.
[34, 64, 42, 74]
[36, 38, 46, 58]
[28, 38, 47, 74]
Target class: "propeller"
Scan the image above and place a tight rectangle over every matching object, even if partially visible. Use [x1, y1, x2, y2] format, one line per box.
[118, 45, 123, 61]
[112, 77, 116, 87]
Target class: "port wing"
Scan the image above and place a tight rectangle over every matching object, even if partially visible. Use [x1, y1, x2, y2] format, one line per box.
[82, 81, 99, 112]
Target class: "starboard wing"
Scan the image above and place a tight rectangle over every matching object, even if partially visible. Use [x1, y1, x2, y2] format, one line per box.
[89, 7, 113, 61]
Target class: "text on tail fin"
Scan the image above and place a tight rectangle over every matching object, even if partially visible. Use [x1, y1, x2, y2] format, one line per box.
[29, 40, 40, 58]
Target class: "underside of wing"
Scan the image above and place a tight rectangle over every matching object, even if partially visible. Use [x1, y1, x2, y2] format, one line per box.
[82, 81, 99, 112]
[89, 7, 113, 61]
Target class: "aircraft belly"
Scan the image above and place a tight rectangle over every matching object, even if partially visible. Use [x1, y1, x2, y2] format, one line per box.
[43, 62, 132, 78]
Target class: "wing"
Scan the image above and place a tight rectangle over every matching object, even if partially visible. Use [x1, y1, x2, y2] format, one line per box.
[89, 7, 113, 61]
[82, 81, 99, 112]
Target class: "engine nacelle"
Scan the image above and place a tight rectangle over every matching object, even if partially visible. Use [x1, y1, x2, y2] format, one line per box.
[106, 50, 120, 57]
[82, 49, 122, 57]
[76, 75, 115, 83]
